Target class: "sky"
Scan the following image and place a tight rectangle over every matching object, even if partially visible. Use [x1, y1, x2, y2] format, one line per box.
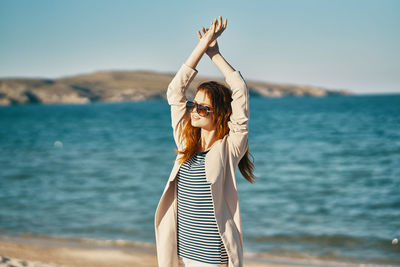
[1, 0, 399, 94]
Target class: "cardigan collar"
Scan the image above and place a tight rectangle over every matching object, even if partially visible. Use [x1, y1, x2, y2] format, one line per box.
[168, 138, 224, 184]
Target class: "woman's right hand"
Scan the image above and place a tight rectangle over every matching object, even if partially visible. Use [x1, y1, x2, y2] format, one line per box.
[197, 16, 227, 57]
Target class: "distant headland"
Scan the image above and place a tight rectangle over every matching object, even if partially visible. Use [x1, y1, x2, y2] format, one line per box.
[0, 70, 352, 105]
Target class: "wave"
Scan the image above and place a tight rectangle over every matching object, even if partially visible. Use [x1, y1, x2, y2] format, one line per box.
[1, 232, 399, 266]
[0, 232, 156, 252]
[247, 233, 400, 266]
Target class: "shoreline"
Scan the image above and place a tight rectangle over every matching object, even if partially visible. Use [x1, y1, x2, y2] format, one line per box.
[0, 234, 396, 267]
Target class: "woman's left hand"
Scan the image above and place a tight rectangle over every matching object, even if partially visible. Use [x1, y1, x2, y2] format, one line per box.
[197, 16, 227, 55]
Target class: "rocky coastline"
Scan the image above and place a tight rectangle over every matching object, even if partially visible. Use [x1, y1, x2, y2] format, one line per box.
[0, 70, 352, 106]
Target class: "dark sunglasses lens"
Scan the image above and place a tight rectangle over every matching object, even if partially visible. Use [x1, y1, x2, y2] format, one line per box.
[186, 101, 194, 112]
[197, 105, 208, 116]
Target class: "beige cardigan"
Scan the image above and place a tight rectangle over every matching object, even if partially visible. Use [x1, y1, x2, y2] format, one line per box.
[154, 63, 249, 267]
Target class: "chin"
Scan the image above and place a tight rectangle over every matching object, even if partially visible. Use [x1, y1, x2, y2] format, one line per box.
[192, 122, 205, 129]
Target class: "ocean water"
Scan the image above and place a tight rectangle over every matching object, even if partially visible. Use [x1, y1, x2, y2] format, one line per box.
[0, 94, 399, 265]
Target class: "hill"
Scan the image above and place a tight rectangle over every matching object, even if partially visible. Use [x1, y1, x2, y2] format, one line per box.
[0, 70, 352, 105]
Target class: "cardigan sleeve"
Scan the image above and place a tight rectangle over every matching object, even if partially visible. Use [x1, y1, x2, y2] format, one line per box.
[166, 63, 198, 150]
[225, 70, 249, 162]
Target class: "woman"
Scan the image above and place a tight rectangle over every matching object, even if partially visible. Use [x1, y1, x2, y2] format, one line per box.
[155, 16, 255, 267]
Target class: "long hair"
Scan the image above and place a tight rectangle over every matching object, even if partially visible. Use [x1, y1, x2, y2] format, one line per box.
[176, 81, 256, 183]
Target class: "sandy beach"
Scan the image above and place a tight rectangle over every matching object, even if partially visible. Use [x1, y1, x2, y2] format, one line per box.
[0, 235, 291, 267]
[0, 234, 392, 267]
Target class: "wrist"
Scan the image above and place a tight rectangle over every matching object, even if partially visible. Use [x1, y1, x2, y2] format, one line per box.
[208, 51, 221, 60]
[198, 39, 209, 50]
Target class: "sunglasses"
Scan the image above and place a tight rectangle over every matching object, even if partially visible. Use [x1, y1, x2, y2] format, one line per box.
[186, 100, 214, 117]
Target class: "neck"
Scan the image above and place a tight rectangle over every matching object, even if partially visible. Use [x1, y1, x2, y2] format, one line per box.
[200, 128, 217, 152]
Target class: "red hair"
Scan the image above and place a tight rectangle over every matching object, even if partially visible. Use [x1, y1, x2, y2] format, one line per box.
[176, 81, 256, 183]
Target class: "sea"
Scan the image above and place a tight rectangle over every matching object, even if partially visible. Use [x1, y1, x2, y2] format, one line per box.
[0, 93, 399, 266]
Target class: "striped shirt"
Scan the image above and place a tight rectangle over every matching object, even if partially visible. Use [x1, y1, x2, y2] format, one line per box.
[176, 150, 229, 264]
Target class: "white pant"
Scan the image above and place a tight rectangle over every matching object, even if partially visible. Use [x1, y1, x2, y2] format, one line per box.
[178, 256, 228, 267]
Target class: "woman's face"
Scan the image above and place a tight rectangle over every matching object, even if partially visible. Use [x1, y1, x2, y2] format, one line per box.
[190, 90, 215, 131]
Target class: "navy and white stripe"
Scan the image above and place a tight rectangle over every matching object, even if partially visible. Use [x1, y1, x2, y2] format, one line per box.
[177, 150, 229, 264]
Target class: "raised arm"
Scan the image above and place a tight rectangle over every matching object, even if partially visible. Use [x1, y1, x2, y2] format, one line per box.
[209, 53, 235, 78]
[185, 19, 218, 69]
[167, 18, 227, 151]
[197, 16, 235, 77]
[198, 16, 249, 162]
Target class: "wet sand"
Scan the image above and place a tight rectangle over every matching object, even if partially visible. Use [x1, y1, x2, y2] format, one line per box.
[0, 235, 389, 267]
[0, 234, 299, 267]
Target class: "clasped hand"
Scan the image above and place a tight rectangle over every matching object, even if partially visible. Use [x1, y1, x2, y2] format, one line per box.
[197, 16, 227, 57]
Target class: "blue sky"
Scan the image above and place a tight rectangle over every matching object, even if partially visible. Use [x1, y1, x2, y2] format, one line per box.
[1, 0, 399, 94]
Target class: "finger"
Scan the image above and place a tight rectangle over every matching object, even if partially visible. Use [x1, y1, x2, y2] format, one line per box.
[218, 16, 222, 30]
[197, 30, 202, 39]
[211, 20, 216, 32]
[206, 21, 211, 33]
[221, 18, 227, 33]
[207, 23, 213, 34]
[202, 27, 206, 34]
[215, 21, 221, 32]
